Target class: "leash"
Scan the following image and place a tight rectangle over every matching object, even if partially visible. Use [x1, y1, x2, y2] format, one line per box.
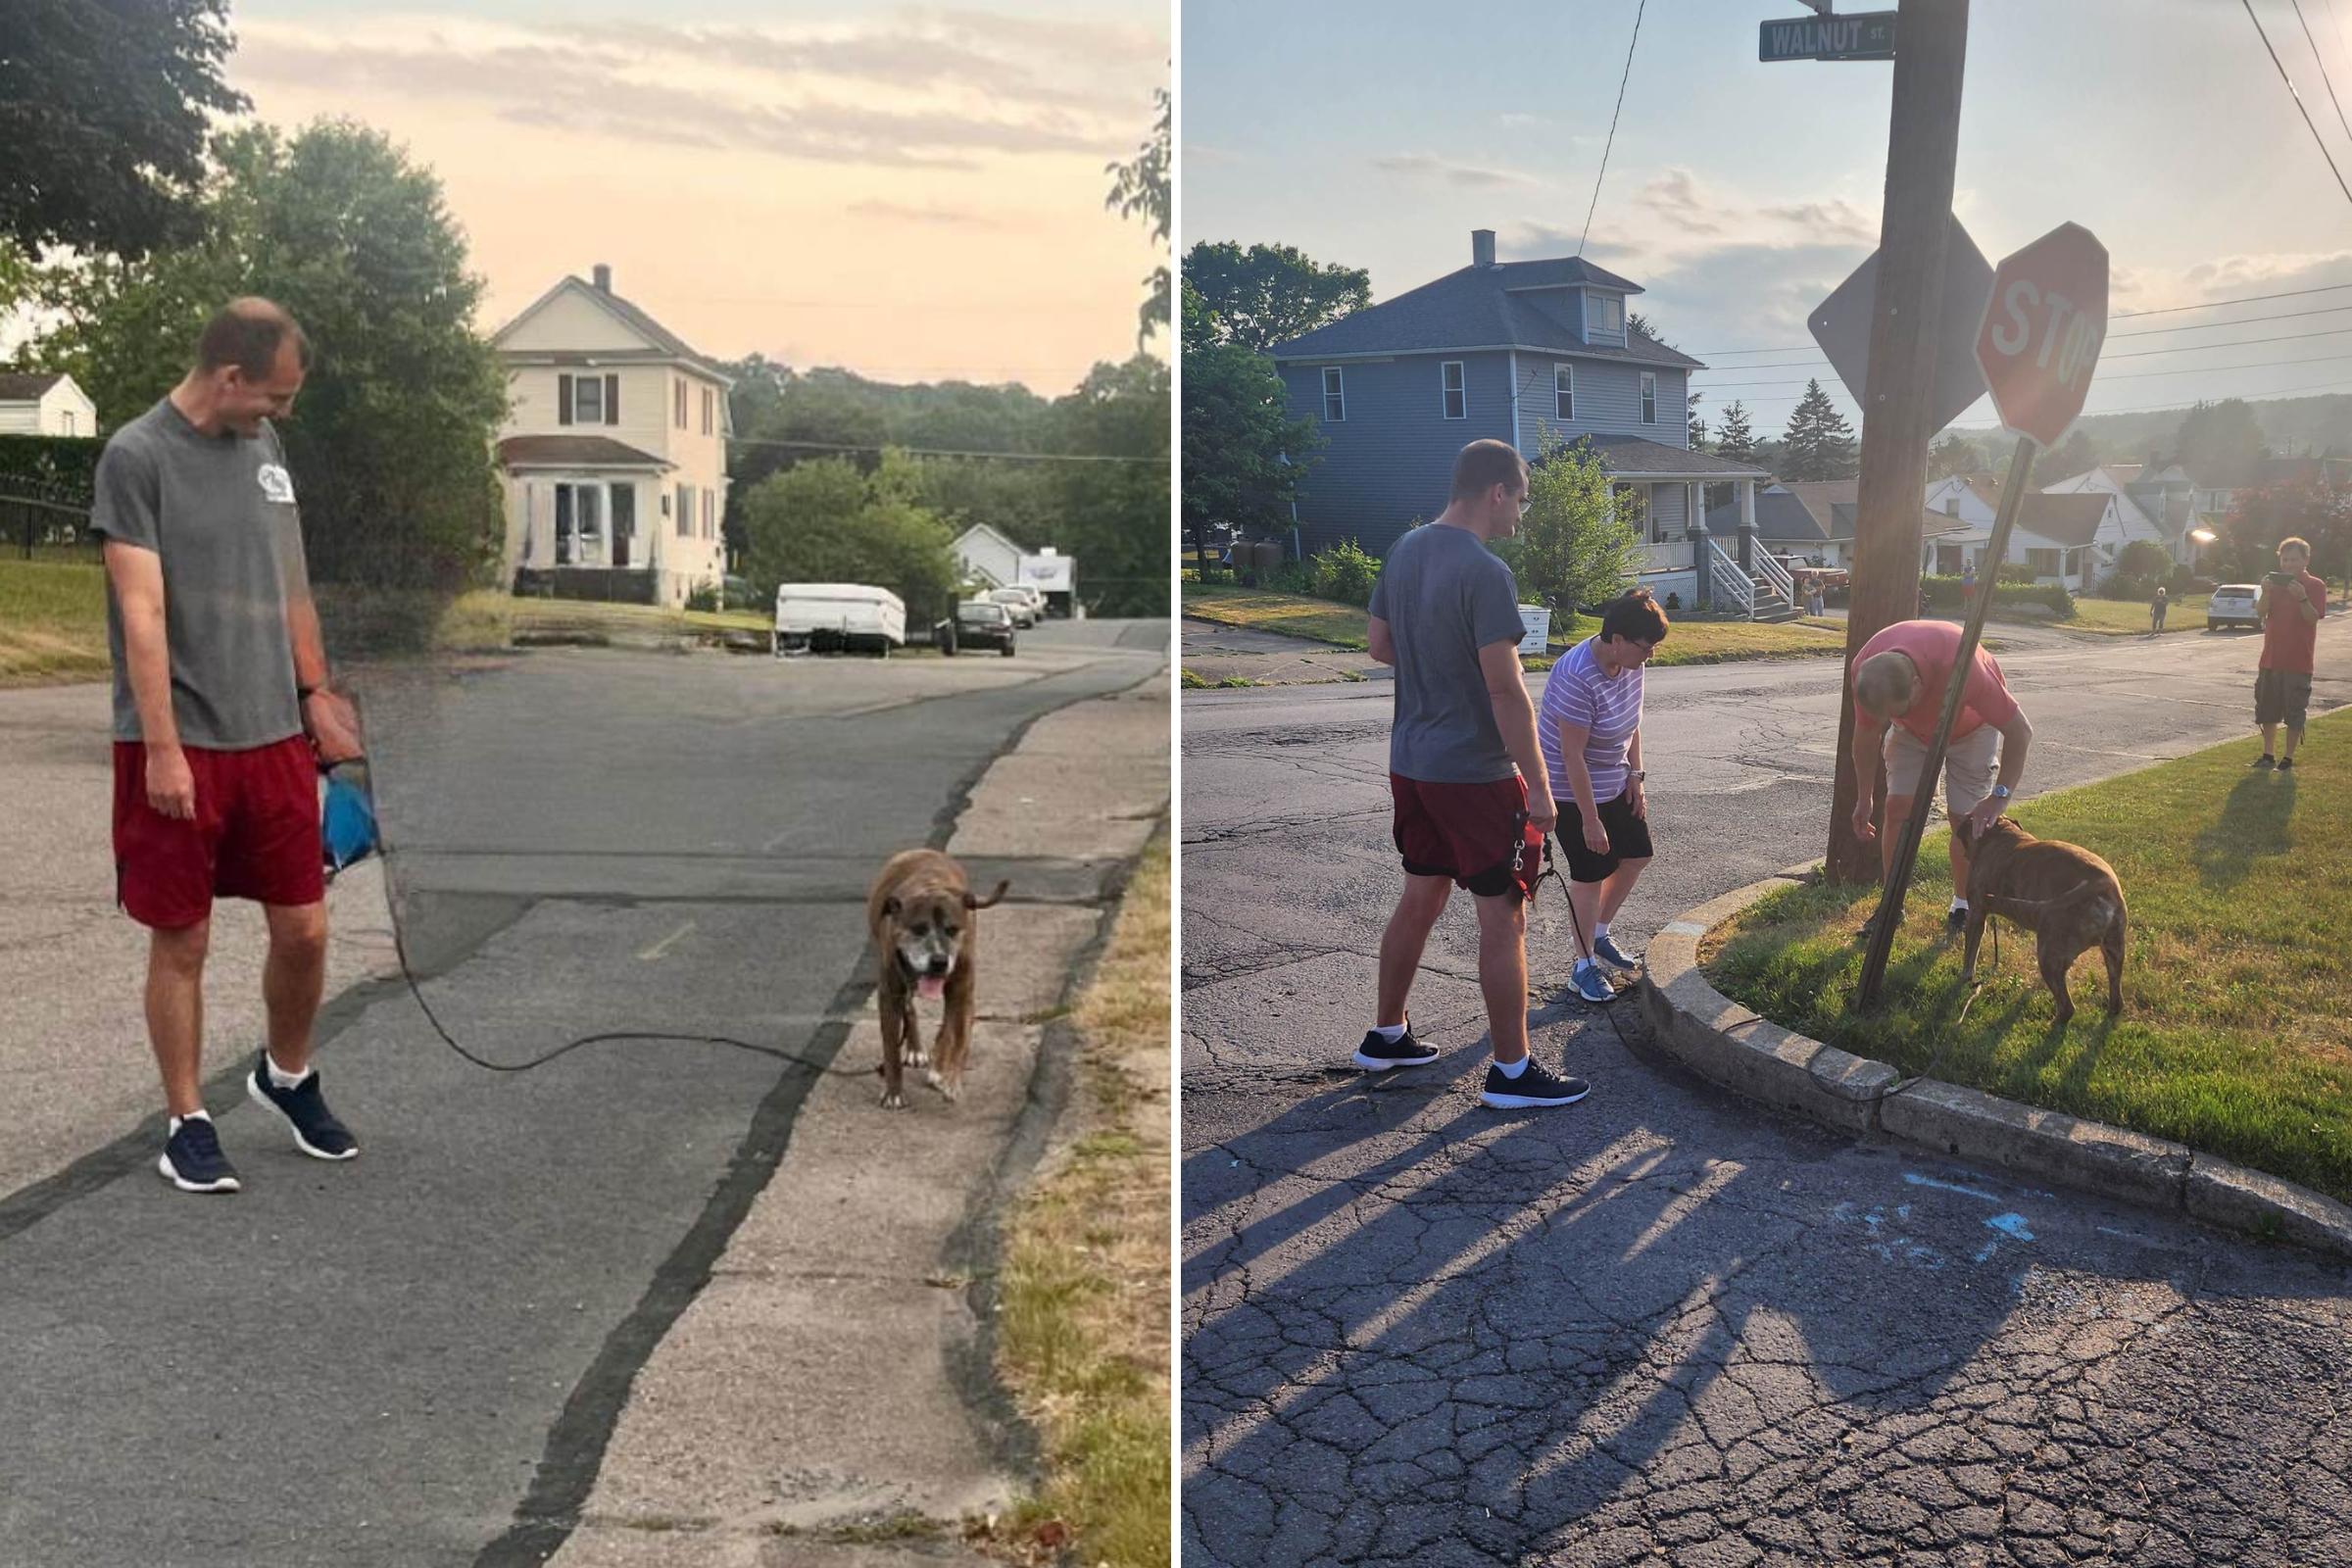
[1513, 816, 1642, 1057]
[318, 745, 877, 1081]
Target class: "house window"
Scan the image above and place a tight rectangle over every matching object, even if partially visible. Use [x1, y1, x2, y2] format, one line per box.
[1441, 361, 1466, 419]
[702, 487, 714, 539]
[1554, 365, 1574, 420]
[572, 375, 604, 424]
[61, 412, 75, 436]
[1641, 372, 1658, 425]
[1321, 367, 1345, 422]
[675, 378, 688, 429]
[676, 482, 693, 539]
[2025, 548, 2061, 576]
[702, 388, 714, 436]
[1587, 293, 1624, 336]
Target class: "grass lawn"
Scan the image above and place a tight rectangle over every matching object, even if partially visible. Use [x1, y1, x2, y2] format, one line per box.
[996, 838, 1170, 1567]
[0, 558, 110, 686]
[2021, 593, 2212, 637]
[1184, 583, 1850, 667]
[1705, 710, 2352, 1204]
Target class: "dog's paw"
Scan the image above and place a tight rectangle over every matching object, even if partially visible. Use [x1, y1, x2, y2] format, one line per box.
[879, 1089, 907, 1110]
[905, 1046, 931, 1068]
[924, 1067, 959, 1102]
[1958, 967, 1975, 985]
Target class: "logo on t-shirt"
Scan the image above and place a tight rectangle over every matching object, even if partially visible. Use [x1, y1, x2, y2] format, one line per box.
[257, 464, 296, 505]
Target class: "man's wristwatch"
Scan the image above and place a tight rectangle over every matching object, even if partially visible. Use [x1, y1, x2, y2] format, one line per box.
[1989, 784, 2011, 801]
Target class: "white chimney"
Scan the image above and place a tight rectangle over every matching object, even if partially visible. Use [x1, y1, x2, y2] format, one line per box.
[1471, 229, 1496, 270]
[592, 263, 612, 292]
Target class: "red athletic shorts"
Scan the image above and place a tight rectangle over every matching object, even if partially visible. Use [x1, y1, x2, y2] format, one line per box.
[1390, 772, 1541, 902]
[113, 735, 325, 929]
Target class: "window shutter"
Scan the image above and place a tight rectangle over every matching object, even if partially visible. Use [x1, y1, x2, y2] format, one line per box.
[558, 374, 573, 425]
[605, 373, 619, 425]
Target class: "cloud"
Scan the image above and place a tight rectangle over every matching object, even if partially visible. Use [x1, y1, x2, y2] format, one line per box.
[228, 10, 1163, 170]
[1183, 144, 1244, 168]
[1639, 168, 1723, 235]
[848, 201, 1004, 229]
[1756, 198, 1877, 246]
[2111, 250, 2352, 315]
[1372, 153, 1537, 189]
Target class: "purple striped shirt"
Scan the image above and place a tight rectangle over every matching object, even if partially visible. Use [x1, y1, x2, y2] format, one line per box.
[1540, 637, 1644, 804]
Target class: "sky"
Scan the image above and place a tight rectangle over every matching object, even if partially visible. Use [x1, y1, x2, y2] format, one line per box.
[223, 0, 1168, 393]
[1180, 0, 2352, 440]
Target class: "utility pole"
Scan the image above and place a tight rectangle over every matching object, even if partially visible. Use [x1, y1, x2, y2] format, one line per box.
[1825, 0, 1972, 885]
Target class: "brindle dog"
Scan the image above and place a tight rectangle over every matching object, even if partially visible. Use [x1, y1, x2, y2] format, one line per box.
[866, 849, 1009, 1109]
[1956, 816, 2127, 1026]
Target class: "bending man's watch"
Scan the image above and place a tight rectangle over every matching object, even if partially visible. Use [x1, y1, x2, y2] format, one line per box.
[1989, 784, 2011, 801]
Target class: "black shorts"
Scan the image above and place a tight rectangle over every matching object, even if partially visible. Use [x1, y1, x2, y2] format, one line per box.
[2256, 667, 2313, 729]
[1556, 789, 1654, 883]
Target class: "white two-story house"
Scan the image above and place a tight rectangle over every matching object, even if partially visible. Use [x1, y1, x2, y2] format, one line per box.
[491, 265, 732, 608]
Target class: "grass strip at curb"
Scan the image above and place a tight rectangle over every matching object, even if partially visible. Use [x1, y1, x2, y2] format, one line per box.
[993, 838, 1170, 1568]
[0, 559, 109, 686]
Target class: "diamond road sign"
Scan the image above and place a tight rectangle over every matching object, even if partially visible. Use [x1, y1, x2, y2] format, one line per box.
[1809, 216, 1995, 436]
[1759, 11, 1896, 61]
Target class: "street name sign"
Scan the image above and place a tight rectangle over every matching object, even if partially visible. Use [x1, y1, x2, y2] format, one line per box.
[1759, 12, 1896, 62]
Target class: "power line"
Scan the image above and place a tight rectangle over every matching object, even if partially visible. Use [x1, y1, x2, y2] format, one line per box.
[2290, 0, 2352, 149]
[2242, 0, 2352, 207]
[1694, 317, 2352, 376]
[1690, 282, 2352, 358]
[1702, 347, 2352, 392]
[2113, 280, 2352, 318]
[1577, 0, 1646, 258]
[2108, 323, 2352, 358]
[728, 435, 1161, 465]
[2113, 302, 2352, 337]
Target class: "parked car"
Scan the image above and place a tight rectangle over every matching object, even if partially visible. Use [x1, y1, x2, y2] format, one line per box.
[773, 582, 906, 657]
[940, 600, 1017, 657]
[2206, 583, 2261, 631]
[987, 586, 1041, 627]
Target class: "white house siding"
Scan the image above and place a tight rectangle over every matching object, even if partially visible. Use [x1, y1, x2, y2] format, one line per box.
[0, 380, 98, 436]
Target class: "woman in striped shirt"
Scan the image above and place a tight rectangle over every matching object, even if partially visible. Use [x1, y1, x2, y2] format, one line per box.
[1537, 589, 1667, 1004]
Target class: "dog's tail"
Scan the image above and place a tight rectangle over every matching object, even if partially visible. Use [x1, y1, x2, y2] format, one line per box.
[964, 879, 1010, 910]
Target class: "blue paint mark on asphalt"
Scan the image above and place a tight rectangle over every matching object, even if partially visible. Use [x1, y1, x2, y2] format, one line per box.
[1985, 1212, 2035, 1243]
[1904, 1172, 2002, 1202]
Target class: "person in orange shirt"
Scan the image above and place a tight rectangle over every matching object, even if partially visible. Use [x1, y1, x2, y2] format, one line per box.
[1847, 618, 2036, 932]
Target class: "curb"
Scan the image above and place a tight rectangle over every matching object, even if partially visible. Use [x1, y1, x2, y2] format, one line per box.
[1640, 865, 2352, 1263]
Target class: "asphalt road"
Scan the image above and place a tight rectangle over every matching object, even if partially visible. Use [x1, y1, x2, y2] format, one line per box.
[1182, 616, 2352, 1566]
[0, 618, 1166, 1568]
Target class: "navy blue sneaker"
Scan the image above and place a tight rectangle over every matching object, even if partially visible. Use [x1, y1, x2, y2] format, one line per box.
[1353, 1021, 1438, 1071]
[247, 1055, 359, 1160]
[1480, 1059, 1592, 1109]
[1591, 932, 1642, 971]
[159, 1115, 240, 1194]
[1568, 959, 1616, 1004]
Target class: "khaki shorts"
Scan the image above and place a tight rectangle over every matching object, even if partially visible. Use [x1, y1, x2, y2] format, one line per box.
[1883, 724, 1999, 816]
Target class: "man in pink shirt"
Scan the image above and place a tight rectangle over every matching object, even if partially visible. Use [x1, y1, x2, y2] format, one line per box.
[1847, 619, 2036, 932]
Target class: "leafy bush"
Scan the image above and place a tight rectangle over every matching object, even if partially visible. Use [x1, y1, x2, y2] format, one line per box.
[2117, 539, 2174, 582]
[2098, 571, 2154, 603]
[1310, 539, 1382, 607]
[685, 582, 721, 612]
[1262, 559, 1316, 596]
[1994, 562, 2039, 584]
[2168, 563, 2210, 593]
[1923, 574, 2075, 616]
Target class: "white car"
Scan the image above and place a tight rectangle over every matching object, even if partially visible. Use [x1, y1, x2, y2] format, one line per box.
[988, 587, 1041, 627]
[2206, 584, 2261, 631]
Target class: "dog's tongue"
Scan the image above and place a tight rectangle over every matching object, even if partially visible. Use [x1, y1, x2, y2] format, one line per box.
[918, 975, 947, 1001]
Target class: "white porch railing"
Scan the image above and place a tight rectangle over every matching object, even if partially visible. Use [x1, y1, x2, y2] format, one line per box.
[1638, 537, 1695, 573]
[1749, 544, 1796, 604]
[1707, 540, 1754, 614]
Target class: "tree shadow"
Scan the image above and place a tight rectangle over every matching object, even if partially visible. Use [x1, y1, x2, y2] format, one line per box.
[2194, 772, 2297, 889]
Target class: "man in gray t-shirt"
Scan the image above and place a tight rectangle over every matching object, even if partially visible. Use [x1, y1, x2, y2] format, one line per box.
[1352, 439, 1589, 1110]
[93, 298, 367, 1196]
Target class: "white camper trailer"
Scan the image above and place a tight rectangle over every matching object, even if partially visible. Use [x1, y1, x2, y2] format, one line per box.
[772, 583, 906, 658]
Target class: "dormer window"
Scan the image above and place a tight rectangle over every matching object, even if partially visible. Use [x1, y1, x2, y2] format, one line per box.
[1587, 293, 1624, 336]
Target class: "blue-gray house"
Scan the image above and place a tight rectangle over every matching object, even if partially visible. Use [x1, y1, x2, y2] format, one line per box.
[1269, 229, 1774, 612]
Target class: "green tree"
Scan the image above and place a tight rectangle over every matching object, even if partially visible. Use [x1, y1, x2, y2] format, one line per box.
[912, 457, 1060, 553]
[1179, 278, 1320, 557]
[33, 120, 507, 588]
[1489, 435, 1642, 613]
[739, 451, 961, 618]
[1047, 354, 1169, 617]
[1181, 241, 1371, 352]
[1928, 431, 1987, 480]
[1715, 400, 1756, 463]
[1780, 379, 1857, 481]
[1105, 87, 1170, 346]
[2175, 399, 2268, 487]
[2221, 473, 2351, 585]
[1, 0, 248, 260]
[2040, 427, 2102, 478]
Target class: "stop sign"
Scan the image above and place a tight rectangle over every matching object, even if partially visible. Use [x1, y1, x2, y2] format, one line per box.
[1973, 221, 2110, 449]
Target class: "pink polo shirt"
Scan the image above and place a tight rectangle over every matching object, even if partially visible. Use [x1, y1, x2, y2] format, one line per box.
[1852, 618, 2019, 743]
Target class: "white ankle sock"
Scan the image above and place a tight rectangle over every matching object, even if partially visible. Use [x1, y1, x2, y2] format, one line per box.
[1494, 1055, 1529, 1079]
[169, 1110, 210, 1135]
[1370, 1022, 1406, 1043]
[266, 1056, 311, 1090]
[1949, 897, 1968, 913]
[1593, 922, 1611, 940]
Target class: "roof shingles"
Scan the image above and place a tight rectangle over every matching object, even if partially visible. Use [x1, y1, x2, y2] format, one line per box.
[1270, 259, 1704, 369]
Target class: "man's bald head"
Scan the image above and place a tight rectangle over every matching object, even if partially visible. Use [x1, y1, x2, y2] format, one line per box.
[196, 298, 311, 380]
